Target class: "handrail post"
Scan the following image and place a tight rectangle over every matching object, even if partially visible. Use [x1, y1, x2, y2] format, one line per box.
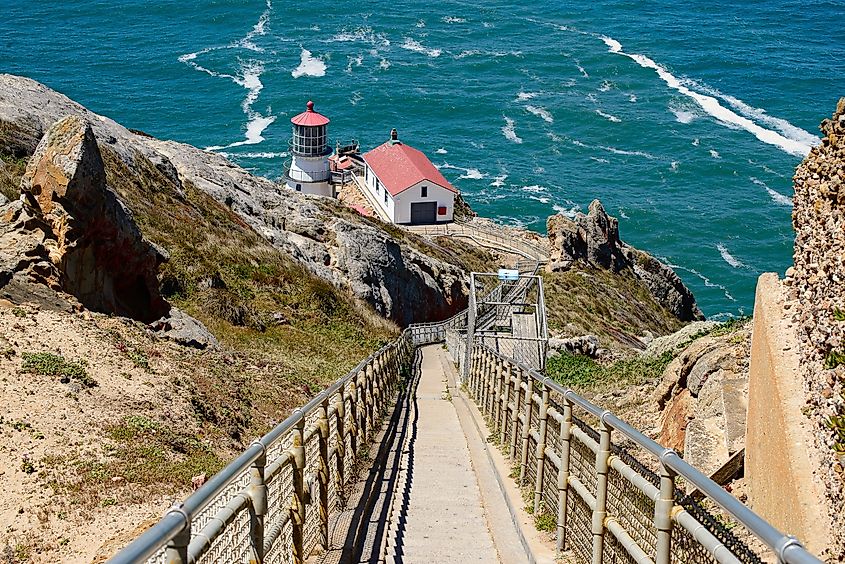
[494, 358, 504, 435]
[482, 350, 492, 414]
[164, 510, 190, 564]
[519, 370, 533, 486]
[248, 447, 267, 563]
[509, 365, 520, 459]
[557, 397, 573, 554]
[655, 460, 676, 564]
[335, 393, 346, 498]
[533, 385, 550, 514]
[500, 362, 511, 446]
[349, 379, 359, 457]
[363, 365, 373, 443]
[317, 397, 330, 550]
[291, 416, 306, 564]
[592, 418, 611, 564]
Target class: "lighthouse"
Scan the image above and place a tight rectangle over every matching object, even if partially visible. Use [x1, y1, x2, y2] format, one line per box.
[284, 101, 333, 197]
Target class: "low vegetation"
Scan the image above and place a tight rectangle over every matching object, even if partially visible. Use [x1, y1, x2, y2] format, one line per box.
[542, 268, 684, 349]
[20, 352, 97, 388]
[546, 350, 673, 393]
[43, 415, 226, 507]
[0, 154, 26, 202]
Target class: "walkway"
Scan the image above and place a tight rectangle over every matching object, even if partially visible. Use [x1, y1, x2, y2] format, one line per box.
[321, 345, 542, 564]
[384, 346, 499, 563]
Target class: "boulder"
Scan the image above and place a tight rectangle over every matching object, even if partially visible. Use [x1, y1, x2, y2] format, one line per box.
[548, 335, 600, 357]
[645, 320, 720, 357]
[547, 199, 704, 322]
[17, 116, 168, 322]
[151, 308, 219, 349]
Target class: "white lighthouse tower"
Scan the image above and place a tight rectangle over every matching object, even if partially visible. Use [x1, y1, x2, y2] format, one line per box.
[284, 100, 333, 197]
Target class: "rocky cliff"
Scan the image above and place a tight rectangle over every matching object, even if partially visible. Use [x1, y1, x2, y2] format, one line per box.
[0, 74, 467, 327]
[547, 200, 704, 322]
[788, 97, 845, 554]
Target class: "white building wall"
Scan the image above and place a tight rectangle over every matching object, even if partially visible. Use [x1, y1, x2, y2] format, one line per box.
[363, 165, 455, 224]
[393, 180, 455, 224]
[287, 155, 332, 196]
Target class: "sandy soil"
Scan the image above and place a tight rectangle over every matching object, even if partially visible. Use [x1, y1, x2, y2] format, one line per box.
[0, 298, 207, 563]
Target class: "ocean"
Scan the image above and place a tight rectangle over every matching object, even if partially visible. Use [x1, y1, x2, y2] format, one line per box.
[2, 0, 843, 317]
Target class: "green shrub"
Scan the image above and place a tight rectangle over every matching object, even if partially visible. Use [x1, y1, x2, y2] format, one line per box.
[546, 351, 673, 392]
[21, 352, 97, 388]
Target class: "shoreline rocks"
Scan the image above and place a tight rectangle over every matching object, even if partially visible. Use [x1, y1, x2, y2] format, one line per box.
[547, 200, 704, 322]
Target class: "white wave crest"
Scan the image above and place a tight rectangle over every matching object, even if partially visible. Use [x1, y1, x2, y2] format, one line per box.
[574, 59, 589, 78]
[526, 105, 554, 123]
[292, 48, 327, 78]
[595, 109, 621, 123]
[553, 204, 579, 218]
[751, 177, 792, 206]
[709, 149, 721, 159]
[692, 138, 700, 146]
[529, 195, 551, 204]
[502, 117, 523, 144]
[600, 145, 657, 159]
[692, 82, 820, 149]
[490, 174, 507, 187]
[346, 53, 364, 73]
[598, 35, 816, 157]
[629, 94, 637, 103]
[670, 161, 679, 171]
[401, 38, 441, 58]
[218, 151, 287, 159]
[717, 243, 745, 269]
[522, 185, 547, 193]
[589, 156, 610, 163]
[379, 58, 391, 70]
[665, 261, 736, 302]
[435, 148, 448, 154]
[517, 91, 538, 101]
[439, 162, 485, 180]
[442, 16, 466, 23]
[599, 80, 613, 92]
[670, 102, 698, 124]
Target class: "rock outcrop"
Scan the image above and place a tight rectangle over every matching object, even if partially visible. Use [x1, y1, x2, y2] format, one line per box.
[789, 97, 845, 554]
[547, 200, 703, 322]
[1, 116, 168, 322]
[653, 324, 750, 485]
[0, 74, 466, 326]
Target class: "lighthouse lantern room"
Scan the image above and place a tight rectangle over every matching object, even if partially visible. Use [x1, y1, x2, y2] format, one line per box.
[285, 101, 333, 197]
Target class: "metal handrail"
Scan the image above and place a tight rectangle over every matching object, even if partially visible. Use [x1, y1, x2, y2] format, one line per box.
[109, 322, 441, 564]
[469, 342, 822, 564]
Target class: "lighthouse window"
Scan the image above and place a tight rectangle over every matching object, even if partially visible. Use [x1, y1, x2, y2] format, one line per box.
[421, 185, 428, 198]
[384, 191, 388, 204]
[296, 184, 301, 192]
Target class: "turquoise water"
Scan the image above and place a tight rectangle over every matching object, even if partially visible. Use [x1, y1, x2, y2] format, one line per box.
[3, 1, 843, 317]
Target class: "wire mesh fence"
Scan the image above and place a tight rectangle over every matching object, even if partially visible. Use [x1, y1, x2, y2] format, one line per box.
[461, 344, 798, 564]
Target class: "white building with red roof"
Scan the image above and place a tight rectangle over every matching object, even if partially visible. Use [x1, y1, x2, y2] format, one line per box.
[362, 129, 458, 224]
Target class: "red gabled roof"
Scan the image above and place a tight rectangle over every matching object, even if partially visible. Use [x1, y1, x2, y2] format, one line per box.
[291, 101, 330, 127]
[363, 142, 458, 197]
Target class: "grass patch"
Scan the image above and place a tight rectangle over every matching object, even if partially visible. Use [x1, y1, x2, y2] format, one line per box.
[825, 350, 845, 370]
[534, 510, 556, 533]
[44, 415, 227, 507]
[542, 268, 684, 350]
[546, 351, 673, 393]
[0, 153, 27, 202]
[20, 352, 97, 388]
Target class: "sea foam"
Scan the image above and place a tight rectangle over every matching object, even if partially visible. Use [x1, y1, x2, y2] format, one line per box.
[525, 105, 554, 123]
[717, 243, 745, 269]
[599, 35, 817, 157]
[501, 117, 523, 144]
[401, 38, 441, 58]
[292, 48, 327, 78]
[751, 177, 792, 206]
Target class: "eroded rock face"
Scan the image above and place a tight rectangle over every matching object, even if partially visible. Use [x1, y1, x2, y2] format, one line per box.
[0, 75, 468, 326]
[13, 116, 168, 321]
[789, 97, 845, 554]
[653, 326, 750, 482]
[547, 200, 703, 321]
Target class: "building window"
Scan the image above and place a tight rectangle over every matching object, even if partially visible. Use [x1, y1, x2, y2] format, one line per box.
[421, 185, 428, 197]
[296, 184, 301, 192]
[384, 191, 388, 204]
